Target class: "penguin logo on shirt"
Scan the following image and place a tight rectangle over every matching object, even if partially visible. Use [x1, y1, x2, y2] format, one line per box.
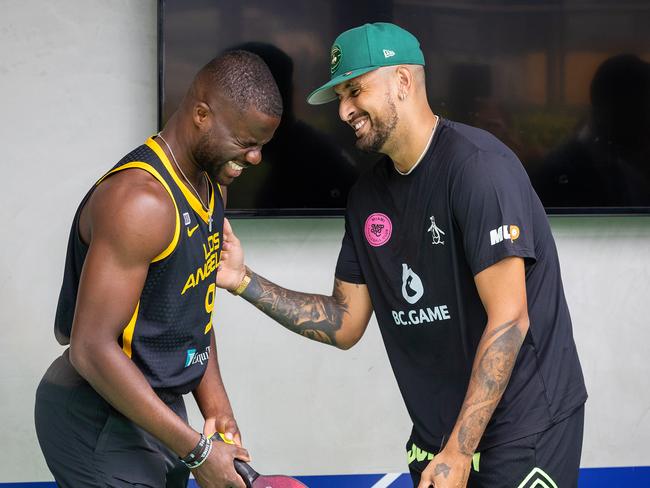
[401, 264, 424, 304]
[427, 216, 445, 245]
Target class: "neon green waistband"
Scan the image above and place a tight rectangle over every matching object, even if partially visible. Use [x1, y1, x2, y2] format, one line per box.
[407, 442, 481, 472]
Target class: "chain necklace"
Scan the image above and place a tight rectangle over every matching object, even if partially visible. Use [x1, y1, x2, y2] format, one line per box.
[395, 115, 440, 176]
[157, 132, 213, 231]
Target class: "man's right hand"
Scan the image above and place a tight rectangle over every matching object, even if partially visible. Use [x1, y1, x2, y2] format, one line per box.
[193, 440, 251, 488]
[216, 218, 247, 291]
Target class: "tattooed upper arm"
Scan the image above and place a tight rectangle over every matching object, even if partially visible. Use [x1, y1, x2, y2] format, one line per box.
[331, 278, 373, 348]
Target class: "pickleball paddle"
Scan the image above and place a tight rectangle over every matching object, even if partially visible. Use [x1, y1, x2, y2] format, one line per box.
[211, 433, 307, 488]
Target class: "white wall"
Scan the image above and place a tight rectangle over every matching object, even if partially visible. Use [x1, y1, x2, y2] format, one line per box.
[0, 0, 158, 481]
[0, 0, 649, 483]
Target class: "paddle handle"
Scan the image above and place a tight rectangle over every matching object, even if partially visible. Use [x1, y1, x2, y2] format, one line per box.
[233, 458, 259, 487]
[210, 433, 259, 488]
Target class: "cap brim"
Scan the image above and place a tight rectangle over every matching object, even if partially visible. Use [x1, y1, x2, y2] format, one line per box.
[306, 67, 379, 105]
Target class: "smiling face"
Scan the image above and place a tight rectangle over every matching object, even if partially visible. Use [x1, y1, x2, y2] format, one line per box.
[193, 97, 280, 186]
[334, 68, 400, 154]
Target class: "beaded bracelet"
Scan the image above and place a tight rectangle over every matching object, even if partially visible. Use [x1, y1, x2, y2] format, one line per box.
[179, 433, 213, 469]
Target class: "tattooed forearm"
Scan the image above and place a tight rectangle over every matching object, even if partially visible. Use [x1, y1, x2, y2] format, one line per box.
[240, 271, 349, 347]
[454, 319, 524, 456]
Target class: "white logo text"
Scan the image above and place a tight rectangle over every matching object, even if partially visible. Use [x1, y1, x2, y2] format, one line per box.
[489, 225, 520, 245]
[392, 305, 451, 326]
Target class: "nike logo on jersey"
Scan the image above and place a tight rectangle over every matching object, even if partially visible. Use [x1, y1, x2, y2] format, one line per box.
[187, 224, 199, 237]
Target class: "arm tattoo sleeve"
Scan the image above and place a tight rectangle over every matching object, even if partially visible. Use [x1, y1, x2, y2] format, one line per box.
[455, 320, 524, 456]
[239, 272, 349, 347]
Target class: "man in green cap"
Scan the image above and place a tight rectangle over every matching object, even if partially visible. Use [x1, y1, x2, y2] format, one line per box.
[216, 22, 587, 488]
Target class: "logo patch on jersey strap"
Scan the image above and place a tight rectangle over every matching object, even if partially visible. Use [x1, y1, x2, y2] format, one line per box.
[490, 224, 521, 246]
[427, 216, 445, 245]
[401, 264, 424, 304]
[364, 213, 392, 247]
[516, 467, 558, 488]
[183, 212, 191, 226]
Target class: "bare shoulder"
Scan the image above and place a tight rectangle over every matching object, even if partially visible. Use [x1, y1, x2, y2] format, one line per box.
[83, 168, 176, 263]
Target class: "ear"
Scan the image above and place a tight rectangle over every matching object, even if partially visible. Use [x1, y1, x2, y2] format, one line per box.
[193, 101, 211, 129]
[395, 66, 414, 101]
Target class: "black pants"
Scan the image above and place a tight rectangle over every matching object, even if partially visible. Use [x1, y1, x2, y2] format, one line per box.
[409, 405, 585, 488]
[35, 350, 190, 488]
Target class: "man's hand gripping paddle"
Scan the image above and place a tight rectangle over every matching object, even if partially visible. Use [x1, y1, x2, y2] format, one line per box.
[211, 433, 307, 488]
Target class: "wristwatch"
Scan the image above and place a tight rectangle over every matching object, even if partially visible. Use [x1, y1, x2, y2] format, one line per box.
[230, 268, 251, 296]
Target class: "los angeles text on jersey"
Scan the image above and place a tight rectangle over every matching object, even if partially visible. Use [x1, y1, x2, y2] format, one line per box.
[391, 304, 451, 326]
[181, 231, 220, 295]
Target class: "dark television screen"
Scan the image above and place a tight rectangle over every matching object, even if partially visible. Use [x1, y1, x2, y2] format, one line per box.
[160, 0, 650, 215]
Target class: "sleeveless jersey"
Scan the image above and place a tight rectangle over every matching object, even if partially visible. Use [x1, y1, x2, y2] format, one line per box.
[54, 137, 224, 396]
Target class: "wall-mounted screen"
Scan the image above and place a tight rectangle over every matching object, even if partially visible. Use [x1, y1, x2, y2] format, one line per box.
[160, 0, 650, 215]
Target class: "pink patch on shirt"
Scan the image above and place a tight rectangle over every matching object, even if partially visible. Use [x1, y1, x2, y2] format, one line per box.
[364, 213, 393, 247]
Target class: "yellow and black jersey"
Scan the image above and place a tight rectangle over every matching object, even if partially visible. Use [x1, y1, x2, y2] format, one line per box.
[55, 137, 224, 395]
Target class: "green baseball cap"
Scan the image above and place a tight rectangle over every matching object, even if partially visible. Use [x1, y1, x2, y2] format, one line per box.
[307, 22, 425, 105]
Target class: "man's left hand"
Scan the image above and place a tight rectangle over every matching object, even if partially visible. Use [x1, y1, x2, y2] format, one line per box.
[417, 448, 471, 488]
[203, 415, 242, 447]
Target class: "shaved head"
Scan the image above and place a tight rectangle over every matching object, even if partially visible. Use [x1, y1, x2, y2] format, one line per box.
[190, 50, 283, 118]
[411, 65, 426, 85]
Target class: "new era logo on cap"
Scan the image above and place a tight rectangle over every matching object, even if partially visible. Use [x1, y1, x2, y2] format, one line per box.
[383, 49, 396, 58]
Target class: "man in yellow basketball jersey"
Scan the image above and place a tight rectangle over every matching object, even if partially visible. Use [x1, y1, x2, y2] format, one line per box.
[35, 51, 281, 487]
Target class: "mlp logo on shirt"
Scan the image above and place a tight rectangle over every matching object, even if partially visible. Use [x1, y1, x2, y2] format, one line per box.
[490, 224, 520, 245]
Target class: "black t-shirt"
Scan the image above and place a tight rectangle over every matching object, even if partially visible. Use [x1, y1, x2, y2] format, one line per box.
[336, 119, 587, 452]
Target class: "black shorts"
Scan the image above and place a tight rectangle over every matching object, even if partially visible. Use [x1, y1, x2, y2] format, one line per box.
[408, 405, 585, 488]
[34, 350, 190, 488]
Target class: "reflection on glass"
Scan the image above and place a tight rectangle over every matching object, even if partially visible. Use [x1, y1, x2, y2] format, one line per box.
[163, 0, 650, 212]
[535, 54, 650, 206]
[223, 42, 359, 209]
